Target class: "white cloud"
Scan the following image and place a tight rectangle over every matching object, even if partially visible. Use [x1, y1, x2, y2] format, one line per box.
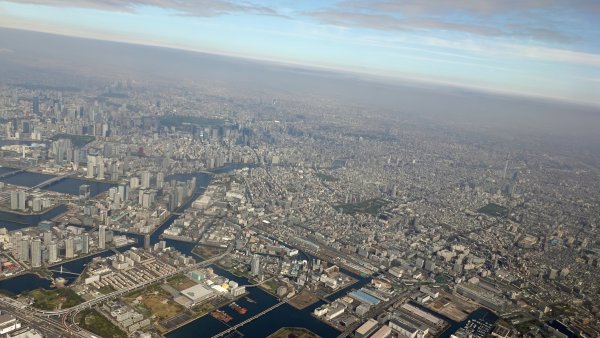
[2, 0, 285, 17]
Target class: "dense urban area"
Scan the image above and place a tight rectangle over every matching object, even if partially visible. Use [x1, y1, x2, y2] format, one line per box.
[0, 65, 598, 338]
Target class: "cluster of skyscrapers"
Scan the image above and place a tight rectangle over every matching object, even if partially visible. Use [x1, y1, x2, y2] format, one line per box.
[9, 191, 52, 212]
[86, 154, 105, 180]
[6, 226, 106, 268]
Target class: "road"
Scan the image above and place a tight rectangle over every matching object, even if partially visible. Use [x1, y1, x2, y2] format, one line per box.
[0, 295, 85, 337]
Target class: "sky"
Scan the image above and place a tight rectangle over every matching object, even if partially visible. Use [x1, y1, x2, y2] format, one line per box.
[0, 0, 599, 106]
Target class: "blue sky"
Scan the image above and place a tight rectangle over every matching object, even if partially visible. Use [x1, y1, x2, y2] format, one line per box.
[0, 0, 599, 105]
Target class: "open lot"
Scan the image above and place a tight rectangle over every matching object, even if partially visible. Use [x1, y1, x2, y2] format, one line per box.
[168, 274, 197, 291]
[428, 291, 479, 321]
[477, 203, 508, 217]
[125, 285, 185, 320]
[78, 309, 127, 338]
[334, 198, 390, 216]
[268, 327, 321, 338]
[289, 290, 320, 310]
[27, 288, 84, 310]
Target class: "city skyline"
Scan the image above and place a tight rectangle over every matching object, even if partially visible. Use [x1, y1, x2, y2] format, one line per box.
[1, 0, 599, 106]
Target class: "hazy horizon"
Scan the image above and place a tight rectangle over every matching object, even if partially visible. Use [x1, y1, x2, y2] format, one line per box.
[2, 27, 600, 152]
[2, 0, 599, 106]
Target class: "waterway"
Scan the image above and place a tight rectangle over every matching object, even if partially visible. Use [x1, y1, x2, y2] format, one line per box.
[0, 140, 41, 148]
[0, 170, 54, 187]
[0, 162, 362, 337]
[0, 205, 68, 231]
[0, 248, 123, 295]
[0, 167, 114, 197]
[44, 178, 114, 197]
[0, 167, 19, 176]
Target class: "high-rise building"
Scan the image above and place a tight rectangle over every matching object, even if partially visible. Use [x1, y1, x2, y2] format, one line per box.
[251, 254, 261, 276]
[156, 172, 165, 189]
[81, 234, 89, 254]
[32, 198, 42, 212]
[110, 161, 119, 181]
[32, 96, 39, 115]
[65, 237, 74, 258]
[97, 156, 105, 180]
[43, 231, 52, 244]
[98, 225, 106, 249]
[118, 184, 129, 201]
[51, 138, 73, 165]
[10, 191, 28, 211]
[10, 231, 22, 258]
[47, 241, 58, 263]
[10, 191, 18, 210]
[86, 155, 95, 178]
[20, 238, 30, 262]
[31, 239, 42, 268]
[22, 120, 31, 134]
[169, 190, 179, 211]
[130, 177, 139, 189]
[144, 234, 150, 250]
[141, 171, 151, 189]
[17, 191, 26, 211]
[79, 184, 91, 201]
[140, 190, 154, 208]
